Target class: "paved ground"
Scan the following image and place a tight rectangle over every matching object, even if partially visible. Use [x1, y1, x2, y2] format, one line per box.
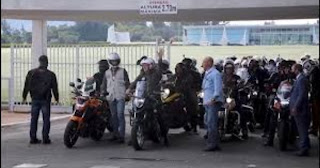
[1, 111, 70, 126]
[1, 117, 319, 168]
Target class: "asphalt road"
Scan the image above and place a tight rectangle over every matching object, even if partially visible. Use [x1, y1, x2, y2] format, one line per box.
[1, 118, 319, 168]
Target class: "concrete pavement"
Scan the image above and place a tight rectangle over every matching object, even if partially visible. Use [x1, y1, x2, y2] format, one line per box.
[1, 117, 319, 168]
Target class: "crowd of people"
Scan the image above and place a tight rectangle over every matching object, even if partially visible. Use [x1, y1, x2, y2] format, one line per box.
[22, 50, 319, 156]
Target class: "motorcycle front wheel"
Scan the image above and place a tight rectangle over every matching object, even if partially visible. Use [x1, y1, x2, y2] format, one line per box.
[131, 123, 145, 150]
[64, 120, 79, 148]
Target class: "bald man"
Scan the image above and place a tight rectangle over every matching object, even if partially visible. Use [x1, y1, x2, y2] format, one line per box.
[290, 64, 310, 156]
[202, 57, 224, 152]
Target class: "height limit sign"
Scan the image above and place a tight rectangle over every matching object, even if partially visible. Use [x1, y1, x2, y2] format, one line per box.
[139, 0, 178, 15]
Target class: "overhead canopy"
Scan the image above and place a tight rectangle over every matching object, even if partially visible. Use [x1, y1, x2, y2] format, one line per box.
[1, 0, 319, 21]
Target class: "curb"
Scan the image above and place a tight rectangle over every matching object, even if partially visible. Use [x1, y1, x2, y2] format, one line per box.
[1, 115, 71, 128]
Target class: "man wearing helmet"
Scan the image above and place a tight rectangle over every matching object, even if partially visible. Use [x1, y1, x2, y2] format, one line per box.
[101, 53, 130, 144]
[127, 49, 169, 145]
[182, 57, 202, 133]
[303, 59, 320, 136]
[248, 57, 270, 129]
[223, 60, 248, 139]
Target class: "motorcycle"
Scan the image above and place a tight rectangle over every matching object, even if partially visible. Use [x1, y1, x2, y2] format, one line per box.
[218, 90, 242, 141]
[64, 78, 112, 148]
[129, 78, 166, 150]
[272, 80, 297, 151]
[160, 82, 190, 131]
[237, 81, 256, 133]
[247, 79, 267, 128]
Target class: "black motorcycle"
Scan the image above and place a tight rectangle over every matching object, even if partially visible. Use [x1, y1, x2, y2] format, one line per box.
[271, 80, 297, 151]
[129, 78, 167, 150]
[160, 82, 190, 131]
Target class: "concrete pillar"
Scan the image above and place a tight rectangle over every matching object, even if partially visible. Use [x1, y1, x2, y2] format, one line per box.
[31, 20, 47, 68]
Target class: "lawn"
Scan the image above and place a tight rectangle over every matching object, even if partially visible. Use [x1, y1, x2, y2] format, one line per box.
[1, 45, 319, 104]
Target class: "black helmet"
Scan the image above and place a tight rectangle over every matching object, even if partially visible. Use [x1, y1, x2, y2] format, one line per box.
[182, 58, 193, 68]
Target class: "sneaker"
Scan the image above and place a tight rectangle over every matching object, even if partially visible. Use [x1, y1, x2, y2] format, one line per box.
[30, 139, 42, 144]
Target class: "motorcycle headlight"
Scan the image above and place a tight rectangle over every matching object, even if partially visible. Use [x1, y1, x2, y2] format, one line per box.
[161, 88, 170, 99]
[280, 100, 289, 106]
[134, 98, 145, 109]
[198, 92, 204, 99]
[226, 98, 233, 104]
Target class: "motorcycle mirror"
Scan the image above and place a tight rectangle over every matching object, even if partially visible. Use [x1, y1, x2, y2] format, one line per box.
[69, 82, 75, 87]
[76, 78, 82, 83]
[76, 85, 82, 89]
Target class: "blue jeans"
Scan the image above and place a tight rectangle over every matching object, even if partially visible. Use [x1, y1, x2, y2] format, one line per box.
[109, 99, 126, 139]
[30, 100, 51, 140]
[294, 115, 311, 151]
[204, 103, 222, 148]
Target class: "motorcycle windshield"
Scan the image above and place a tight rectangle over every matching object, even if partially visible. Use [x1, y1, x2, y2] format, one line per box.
[81, 78, 96, 97]
[134, 80, 146, 99]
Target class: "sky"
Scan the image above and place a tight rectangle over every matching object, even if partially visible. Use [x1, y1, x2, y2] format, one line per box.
[4, 19, 319, 32]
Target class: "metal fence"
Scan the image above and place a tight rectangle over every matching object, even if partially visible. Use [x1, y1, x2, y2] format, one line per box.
[9, 43, 169, 112]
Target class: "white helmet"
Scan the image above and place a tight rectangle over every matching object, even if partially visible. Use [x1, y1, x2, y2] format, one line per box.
[303, 59, 316, 75]
[109, 53, 120, 61]
[108, 53, 121, 66]
[241, 59, 249, 67]
[234, 59, 241, 65]
[140, 57, 155, 66]
[223, 59, 234, 68]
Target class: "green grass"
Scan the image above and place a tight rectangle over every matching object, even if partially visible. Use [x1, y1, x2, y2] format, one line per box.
[1, 45, 319, 104]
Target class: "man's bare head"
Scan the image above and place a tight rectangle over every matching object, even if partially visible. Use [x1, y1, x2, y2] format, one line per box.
[202, 57, 214, 71]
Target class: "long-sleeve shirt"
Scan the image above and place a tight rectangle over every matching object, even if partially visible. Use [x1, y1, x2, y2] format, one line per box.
[202, 67, 224, 105]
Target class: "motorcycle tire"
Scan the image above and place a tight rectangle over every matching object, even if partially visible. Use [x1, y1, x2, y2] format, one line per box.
[64, 120, 79, 148]
[151, 122, 162, 143]
[131, 123, 145, 150]
[278, 120, 288, 151]
[106, 119, 113, 133]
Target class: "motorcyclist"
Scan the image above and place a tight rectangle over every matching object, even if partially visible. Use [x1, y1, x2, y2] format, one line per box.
[167, 62, 197, 133]
[248, 57, 270, 129]
[127, 49, 169, 145]
[302, 59, 320, 136]
[222, 60, 248, 139]
[93, 60, 110, 94]
[264, 60, 295, 146]
[182, 58, 202, 133]
[266, 59, 277, 76]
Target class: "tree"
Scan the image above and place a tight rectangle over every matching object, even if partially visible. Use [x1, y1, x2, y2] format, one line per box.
[74, 22, 110, 41]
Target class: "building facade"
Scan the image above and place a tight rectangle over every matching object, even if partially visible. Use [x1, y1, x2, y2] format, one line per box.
[183, 23, 319, 46]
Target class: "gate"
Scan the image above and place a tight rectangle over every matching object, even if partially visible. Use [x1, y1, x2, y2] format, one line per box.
[10, 43, 170, 112]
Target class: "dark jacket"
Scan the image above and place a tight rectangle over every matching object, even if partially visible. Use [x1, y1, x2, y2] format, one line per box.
[310, 66, 320, 100]
[23, 67, 59, 102]
[93, 72, 104, 93]
[290, 74, 309, 116]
